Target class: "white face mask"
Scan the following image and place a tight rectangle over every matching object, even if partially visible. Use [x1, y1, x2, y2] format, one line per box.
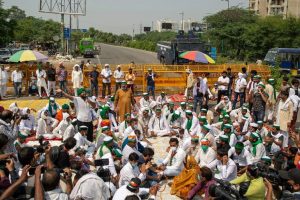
[170, 146, 177, 152]
[133, 125, 138, 130]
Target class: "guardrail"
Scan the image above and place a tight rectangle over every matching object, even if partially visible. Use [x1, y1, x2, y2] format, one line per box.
[3, 63, 271, 96]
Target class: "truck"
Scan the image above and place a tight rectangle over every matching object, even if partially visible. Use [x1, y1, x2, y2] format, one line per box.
[156, 31, 210, 65]
[79, 38, 95, 58]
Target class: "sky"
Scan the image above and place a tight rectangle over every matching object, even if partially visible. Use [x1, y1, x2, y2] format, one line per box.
[3, 0, 248, 34]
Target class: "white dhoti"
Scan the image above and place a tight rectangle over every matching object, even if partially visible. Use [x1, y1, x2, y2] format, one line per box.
[265, 105, 274, 121]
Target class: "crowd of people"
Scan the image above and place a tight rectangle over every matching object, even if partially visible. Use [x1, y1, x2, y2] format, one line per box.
[0, 62, 300, 200]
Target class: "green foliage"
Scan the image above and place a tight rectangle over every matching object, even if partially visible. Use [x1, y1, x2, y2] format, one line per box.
[204, 8, 300, 61]
[14, 17, 60, 43]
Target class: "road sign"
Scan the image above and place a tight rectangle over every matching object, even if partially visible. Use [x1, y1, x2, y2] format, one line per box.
[210, 47, 217, 60]
[64, 27, 71, 40]
[81, 29, 88, 33]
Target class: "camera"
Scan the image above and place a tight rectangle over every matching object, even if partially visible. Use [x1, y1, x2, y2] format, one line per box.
[94, 159, 109, 166]
[20, 114, 29, 120]
[28, 166, 46, 175]
[0, 159, 10, 166]
[256, 162, 283, 185]
[209, 179, 245, 200]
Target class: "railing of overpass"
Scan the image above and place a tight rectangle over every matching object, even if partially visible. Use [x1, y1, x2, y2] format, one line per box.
[3, 63, 270, 96]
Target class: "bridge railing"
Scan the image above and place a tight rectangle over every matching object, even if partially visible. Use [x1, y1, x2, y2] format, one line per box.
[3, 63, 270, 96]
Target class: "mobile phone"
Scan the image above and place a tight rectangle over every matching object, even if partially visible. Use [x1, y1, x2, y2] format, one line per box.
[94, 159, 109, 166]
[29, 166, 46, 175]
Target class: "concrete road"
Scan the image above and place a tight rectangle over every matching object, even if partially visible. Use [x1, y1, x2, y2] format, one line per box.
[79, 43, 159, 65]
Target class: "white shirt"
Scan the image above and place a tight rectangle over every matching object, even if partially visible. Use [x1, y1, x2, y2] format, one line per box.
[162, 147, 186, 171]
[139, 97, 152, 110]
[73, 97, 92, 122]
[249, 142, 266, 163]
[121, 145, 142, 166]
[113, 70, 124, 83]
[63, 124, 76, 141]
[113, 185, 141, 200]
[218, 76, 230, 91]
[11, 70, 23, 82]
[234, 77, 247, 93]
[101, 68, 112, 83]
[119, 162, 146, 187]
[0, 69, 8, 85]
[195, 147, 217, 169]
[74, 132, 93, 149]
[19, 115, 35, 131]
[44, 188, 68, 200]
[212, 158, 237, 182]
[148, 115, 170, 132]
[228, 147, 253, 167]
[36, 117, 58, 136]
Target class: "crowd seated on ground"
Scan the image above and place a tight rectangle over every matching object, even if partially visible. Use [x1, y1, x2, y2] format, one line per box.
[0, 64, 300, 200]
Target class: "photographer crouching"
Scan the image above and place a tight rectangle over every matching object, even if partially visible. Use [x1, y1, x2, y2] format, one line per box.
[265, 168, 300, 200]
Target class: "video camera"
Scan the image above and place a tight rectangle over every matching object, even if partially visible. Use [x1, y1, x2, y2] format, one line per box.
[256, 162, 284, 185]
[209, 178, 245, 200]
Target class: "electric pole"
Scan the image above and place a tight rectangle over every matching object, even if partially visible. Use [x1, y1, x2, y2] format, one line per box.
[179, 12, 184, 31]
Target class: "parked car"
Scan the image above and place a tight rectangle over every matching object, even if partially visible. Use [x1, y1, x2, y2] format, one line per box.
[9, 48, 21, 55]
[0, 49, 11, 63]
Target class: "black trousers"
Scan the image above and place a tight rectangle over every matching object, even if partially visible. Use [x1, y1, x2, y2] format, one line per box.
[77, 120, 94, 142]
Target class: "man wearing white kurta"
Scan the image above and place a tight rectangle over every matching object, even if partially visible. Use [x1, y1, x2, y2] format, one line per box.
[122, 136, 142, 165]
[71, 64, 83, 96]
[139, 93, 153, 111]
[119, 152, 147, 187]
[228, 142, 253, 172]
[148, 108, 170, 137]
[265, 78, 276, 122]
[52, 113, 70, 138]
[201, 124, 217, 150]
[0, 65, 8, 99]
[181, 110, 201, 151]
[248, 132, 266, 163]
[211, 150, 237, 182]
[113, 65, 124, 91]
[159, 138, 186, 177]
[36, 110, 59, 139]
[195, 139, 216, 169]
[36, 66, 49, 97]
[74, 126, 95, 157]
[63, 118, 77, 141]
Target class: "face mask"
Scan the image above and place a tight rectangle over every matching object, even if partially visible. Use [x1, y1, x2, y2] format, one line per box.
[133, 125, 138, 130]
[170, 146, 177, 152]
[191, 144, 196, 148]
[50, 102, 55, 106]
[198, 174, 202, 180]
[131, 162, 138, 168]
[201, 145, 209, 152]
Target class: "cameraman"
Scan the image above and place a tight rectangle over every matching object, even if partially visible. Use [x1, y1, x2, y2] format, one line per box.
[275, 168, 300, 200]
[230, 164, 265, 200]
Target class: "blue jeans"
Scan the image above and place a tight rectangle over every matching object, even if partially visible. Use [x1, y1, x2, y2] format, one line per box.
[253, 110, 265, 122]
[13, 82, 22, 97]
[193, 95, 203, 112]
[90, 82, 99, 97]
[147, 85, 155, 99]
[59, 81, 67, 92]
[232, 92, 245, 109]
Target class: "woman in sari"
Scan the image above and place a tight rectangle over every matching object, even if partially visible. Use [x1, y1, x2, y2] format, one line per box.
[170, 155, 200, 199]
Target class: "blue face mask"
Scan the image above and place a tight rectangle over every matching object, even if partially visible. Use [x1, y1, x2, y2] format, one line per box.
[131, 162, 138, 168]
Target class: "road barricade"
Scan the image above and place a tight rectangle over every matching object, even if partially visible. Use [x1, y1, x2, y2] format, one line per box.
[3, 63, 270, 96]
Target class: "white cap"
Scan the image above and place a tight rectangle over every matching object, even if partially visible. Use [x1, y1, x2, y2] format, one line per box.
[72, 118, 78, 123]
[104, 136, 113, 142]
[250, 123, 258, 128]
[117, 65, 121, 68]
[50, 97, 55, 101]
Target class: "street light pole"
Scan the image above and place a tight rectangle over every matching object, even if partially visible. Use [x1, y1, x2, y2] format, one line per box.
[179, 12, 184, 31]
